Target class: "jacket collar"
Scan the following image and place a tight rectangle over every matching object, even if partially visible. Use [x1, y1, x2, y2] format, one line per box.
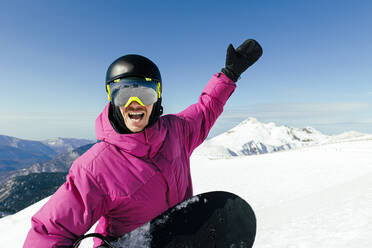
[95, 103, 166, 158]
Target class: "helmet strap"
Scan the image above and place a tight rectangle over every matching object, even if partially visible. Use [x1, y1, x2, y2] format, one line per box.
[147, 98, 163, 128]
[108, 103, 133, 134]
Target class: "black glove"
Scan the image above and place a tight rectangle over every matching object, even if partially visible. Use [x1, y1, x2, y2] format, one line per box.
[222, 39, 263, 82]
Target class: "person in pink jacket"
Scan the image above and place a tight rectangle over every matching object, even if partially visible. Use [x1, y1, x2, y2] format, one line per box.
[24, 39, 262, 247]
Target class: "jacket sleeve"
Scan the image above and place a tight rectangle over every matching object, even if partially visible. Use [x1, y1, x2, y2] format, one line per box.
[23, 163, 107, 247]
[176, 72, 236, 155]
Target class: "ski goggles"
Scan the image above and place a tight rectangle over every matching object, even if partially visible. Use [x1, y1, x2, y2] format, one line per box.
[106, 77, 161, 107]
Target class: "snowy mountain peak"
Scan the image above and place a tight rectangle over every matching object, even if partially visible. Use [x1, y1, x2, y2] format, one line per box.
[41, 137, 95, 154]
[43, 137, 64, 146]
[194, 117, 372, 159]
[238, 117, 260, 125]
[224, 117, 326, 144]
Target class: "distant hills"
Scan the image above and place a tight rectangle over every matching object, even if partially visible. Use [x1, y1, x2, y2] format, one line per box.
[0, 141, 95, 217]
[0, 135, 94, 175]
[0, 135, 57, 173]
[14, 143, 95, 176]
[0, 135, 95, 217]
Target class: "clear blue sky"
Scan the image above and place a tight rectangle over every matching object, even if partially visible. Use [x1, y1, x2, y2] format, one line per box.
[0, 0, 371, 140]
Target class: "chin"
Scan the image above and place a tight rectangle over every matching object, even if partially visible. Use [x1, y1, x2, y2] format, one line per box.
[129, 127, 145, 133]
[125, 119, 148, 133]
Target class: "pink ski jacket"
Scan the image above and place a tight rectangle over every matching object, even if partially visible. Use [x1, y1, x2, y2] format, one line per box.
[23, 72, 236, 247]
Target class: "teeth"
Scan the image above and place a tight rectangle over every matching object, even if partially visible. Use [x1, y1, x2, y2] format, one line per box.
[129, 113, 144, 116]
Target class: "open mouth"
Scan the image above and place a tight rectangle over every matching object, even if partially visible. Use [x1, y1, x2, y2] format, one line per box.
[128, 112, 145, 120]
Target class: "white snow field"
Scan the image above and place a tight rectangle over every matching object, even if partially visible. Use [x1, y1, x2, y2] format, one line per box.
[1, 138, 371, 247]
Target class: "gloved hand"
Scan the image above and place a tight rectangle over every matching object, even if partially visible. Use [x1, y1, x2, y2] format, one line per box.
[222, 39, 263, 82]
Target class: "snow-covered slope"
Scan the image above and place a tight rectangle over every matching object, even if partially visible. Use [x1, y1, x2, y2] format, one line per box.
[194, 117, 372, 159]
[1, 139, 372, 247]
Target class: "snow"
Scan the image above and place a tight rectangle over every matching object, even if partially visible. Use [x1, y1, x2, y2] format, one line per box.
[175, 195, 200, 210]
[192, 140, 372, 248]
[1, 130, 372, 247]
[111, 223, 152, 248]
[0, 197, 49, 244]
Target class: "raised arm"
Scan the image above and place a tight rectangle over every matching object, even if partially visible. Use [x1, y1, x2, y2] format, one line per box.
[177, 72, 236, 155]
[177, 39, 263, 155]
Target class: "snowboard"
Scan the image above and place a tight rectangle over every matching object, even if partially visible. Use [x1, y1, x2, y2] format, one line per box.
[73, 191, 256, 248]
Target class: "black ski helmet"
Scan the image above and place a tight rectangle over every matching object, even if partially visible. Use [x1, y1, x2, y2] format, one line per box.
[105, 54, 163, 133]
[105, 54, 162, 85]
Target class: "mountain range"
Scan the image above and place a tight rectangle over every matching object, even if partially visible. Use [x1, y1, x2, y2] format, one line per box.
[0, 135, 94, 175]
[194, 117, 372, 159]
[13, 143, 95, 176]
[0, 143, 95, 216]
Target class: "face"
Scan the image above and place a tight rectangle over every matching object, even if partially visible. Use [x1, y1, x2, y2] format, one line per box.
[119, 101, 154, 133]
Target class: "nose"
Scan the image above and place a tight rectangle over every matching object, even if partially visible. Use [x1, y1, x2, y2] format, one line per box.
[124, 100, 146, 112]
[128, 101, 142, 108]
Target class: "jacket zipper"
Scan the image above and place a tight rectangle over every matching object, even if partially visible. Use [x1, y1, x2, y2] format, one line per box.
[144, 128, 171, 208]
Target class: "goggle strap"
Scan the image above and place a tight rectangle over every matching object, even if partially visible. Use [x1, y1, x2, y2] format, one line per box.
[106, 84, 112, 101]
[157, 82, 161, 98]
